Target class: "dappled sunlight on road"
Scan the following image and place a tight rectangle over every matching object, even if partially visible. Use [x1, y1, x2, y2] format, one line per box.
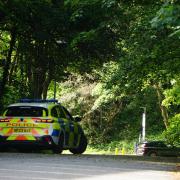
[0, 153, 178, 180]
[77, 170, 174, 180]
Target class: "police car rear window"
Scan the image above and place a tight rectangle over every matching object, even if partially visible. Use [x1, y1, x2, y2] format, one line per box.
[5, 106, 48, 117]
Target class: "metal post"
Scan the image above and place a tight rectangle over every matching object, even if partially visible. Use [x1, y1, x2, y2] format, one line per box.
[141, 107, 146, 141]
[54, 80, 56, 100]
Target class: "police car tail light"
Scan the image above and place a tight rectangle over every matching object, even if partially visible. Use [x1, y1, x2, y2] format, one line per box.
[0, 118, 10, 122]
[35, 119, 54, 123]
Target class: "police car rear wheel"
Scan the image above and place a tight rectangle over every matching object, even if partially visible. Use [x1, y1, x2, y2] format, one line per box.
[69, 134, 87, 154]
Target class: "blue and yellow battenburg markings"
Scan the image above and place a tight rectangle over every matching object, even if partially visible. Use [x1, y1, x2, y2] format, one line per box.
[0, 118, 50, 141]
[52, 129, 60, 136]
[0, 116, 82, 148]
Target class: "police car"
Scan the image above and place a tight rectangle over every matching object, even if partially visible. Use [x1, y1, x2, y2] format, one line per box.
[0, 99, 87, 154]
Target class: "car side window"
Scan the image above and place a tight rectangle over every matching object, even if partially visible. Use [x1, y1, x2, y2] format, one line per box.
[58, 106, 67, 119]
[51, 107, 59, 118]
[158, 143, 167, 147]
[62, 107, 74, 121]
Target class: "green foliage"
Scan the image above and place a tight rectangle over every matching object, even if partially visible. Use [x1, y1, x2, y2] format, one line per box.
[0, 31, 10, 59]
[151, 0, 180, 38]
[1, 85, 20, 111]
[0, 0, 179, 147]
[163, 78, 180, 108]
[55, 60, 164, 145]
[0, 0, 121, 102]
[88, 140, 135, 154]
[162, 77, 180, 146]
[91, 62, 120, 110]
[164, 114, 180, 147]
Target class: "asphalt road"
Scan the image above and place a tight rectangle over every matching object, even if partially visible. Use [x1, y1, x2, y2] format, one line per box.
[0, 152, 179, 180]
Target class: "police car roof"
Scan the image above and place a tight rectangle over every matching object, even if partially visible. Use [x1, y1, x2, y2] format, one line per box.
[19, 99, 58, 103]
[8, 103, 53, 109]
[7, 99, 59, 109]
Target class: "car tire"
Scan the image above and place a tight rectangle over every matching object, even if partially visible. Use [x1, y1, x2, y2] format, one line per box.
[52, 133, 64, 154]
[148, 151, 157, 157]
[69, 134, 87, 154]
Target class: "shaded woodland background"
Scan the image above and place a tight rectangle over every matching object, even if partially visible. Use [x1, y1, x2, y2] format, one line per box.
[0, 0, 179, 149]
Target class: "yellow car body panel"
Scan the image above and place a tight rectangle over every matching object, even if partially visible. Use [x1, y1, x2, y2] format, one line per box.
[0, 100, 87, 153]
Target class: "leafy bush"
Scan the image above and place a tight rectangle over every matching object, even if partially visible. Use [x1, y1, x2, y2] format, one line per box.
[88, 140, 136, 154]
[1, 85, 21, 112]
[164, 114, 180, 147]
[162, 78, 180, 146]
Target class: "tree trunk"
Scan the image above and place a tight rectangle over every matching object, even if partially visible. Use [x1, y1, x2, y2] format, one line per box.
[31, 67, 47, 99]
[42, 74, 51, 100]
[27, 40, 47, 99]
[42, 58, 55, 100]
[0, 28, 16, 110]
[26, 55, 33, 97]
[154, 83, 169, 129]
[8, 54, 18, 84]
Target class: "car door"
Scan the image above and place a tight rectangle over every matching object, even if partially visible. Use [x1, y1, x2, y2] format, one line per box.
[156, 142, 172, 156]
[51, 106, 62, 144]
[55, 105, 69, 147]
[61, 106, 79, 148]
[51, 105, 74, 148]
[165, 145, 178, 156]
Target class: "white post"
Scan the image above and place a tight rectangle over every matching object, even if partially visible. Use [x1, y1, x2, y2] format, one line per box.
[54, 80, 56, 100]
[142, 107, 146, 141]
